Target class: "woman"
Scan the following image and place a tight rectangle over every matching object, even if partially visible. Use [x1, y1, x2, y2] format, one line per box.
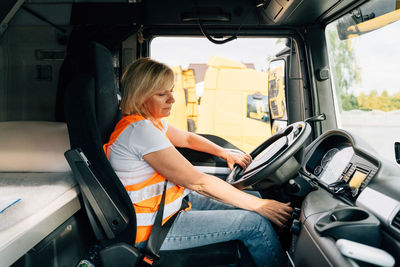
[104, 58, 293, 266]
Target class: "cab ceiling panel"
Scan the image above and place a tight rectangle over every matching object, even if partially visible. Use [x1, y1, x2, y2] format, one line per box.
[1, 0, 24, 34]
[9, 4, 72, 26]
[258, 0, 367, 26]
[24, 0, 133, 2]
[142, 0, 260, 26]
[68, 3, 143, 50]
[70, 3, 143, 25]
[1, 0, 23, 24]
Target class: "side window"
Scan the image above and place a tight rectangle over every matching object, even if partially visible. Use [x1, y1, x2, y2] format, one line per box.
[150, 37, 286, 152]
[326, 3, 400, 163]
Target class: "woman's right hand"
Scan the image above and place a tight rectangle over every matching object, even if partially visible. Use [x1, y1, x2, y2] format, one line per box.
[254, 199, 293, 228]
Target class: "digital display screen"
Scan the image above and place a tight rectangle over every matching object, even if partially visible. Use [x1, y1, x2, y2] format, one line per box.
[349, 170, 368, 189]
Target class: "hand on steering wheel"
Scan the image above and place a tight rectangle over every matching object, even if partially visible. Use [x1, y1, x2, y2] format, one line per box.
[226, 121, 311, 189]
[223, 150, 252, 170]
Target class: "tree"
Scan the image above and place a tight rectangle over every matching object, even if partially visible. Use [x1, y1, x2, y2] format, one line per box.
[358, 90, 400, 111]
[357, 92, 366, 107]
[341, 94, 359, 110]
[392, 93, 400, 109]
[327, 26, 361, 110]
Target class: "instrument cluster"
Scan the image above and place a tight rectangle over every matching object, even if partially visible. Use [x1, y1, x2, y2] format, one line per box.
[304, 136, 379, 200]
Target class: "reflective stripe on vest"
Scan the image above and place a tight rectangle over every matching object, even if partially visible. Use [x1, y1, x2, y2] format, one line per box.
[103, 114, 191, 243]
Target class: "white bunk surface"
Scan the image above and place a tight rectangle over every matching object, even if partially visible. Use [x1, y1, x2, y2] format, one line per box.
[0, 121, 80, 266]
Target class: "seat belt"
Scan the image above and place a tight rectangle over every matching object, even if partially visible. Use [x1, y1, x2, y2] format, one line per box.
[142, 180, 189, 265]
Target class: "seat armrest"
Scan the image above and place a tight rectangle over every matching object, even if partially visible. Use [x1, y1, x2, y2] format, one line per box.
[64, 149, 129, 239]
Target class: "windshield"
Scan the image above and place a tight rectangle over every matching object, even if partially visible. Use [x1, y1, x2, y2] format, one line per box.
[150, 37, 286, 152]
[326, 0, 400, 163]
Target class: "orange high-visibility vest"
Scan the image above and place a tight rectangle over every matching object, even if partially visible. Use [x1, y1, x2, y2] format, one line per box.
[104, 114, 191, 243]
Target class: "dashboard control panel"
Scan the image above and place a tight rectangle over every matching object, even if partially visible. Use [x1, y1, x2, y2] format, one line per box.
[305, 140, 379, 201]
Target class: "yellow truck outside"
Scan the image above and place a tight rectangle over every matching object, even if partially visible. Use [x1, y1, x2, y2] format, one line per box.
[166, 56, 273, 153]
[197, 56, 272, 153]
[165, 66, 198, 132]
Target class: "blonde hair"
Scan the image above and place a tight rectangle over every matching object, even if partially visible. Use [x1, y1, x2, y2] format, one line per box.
[120, 58, 174, 118]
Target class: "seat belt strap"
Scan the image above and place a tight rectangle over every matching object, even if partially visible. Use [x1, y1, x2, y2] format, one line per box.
[142, 180, 189, 264]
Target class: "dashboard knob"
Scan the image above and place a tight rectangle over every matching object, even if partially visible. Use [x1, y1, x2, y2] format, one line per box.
[288, 179, 300, 193]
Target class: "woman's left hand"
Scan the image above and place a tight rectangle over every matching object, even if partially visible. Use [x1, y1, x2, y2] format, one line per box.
[224, 150, 252, 170]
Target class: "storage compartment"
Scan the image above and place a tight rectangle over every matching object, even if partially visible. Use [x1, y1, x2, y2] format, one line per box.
[315, 207, 381, 246]
[12, 211, 93, 267]
[328, 208, 369, 222]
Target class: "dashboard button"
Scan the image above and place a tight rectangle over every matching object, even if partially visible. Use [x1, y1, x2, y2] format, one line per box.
[293, 127, 301, 138]
[314, 165, 322, 176]
[343, 163, 352, 174]
[351, 187, 359, 197]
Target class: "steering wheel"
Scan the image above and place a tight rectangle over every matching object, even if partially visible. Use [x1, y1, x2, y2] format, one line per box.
[226, 121, 311, 189]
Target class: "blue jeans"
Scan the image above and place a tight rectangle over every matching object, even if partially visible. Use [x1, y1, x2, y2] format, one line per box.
[148, 192, 285, 267]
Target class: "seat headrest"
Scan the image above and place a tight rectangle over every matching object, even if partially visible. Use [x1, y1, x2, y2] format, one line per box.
[0, 121, 71, 172]
[89, 42, 122, 143]
[58, 41, 121, 143]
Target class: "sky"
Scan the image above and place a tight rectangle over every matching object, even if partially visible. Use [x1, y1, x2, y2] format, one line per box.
[151, 37, 286, 72]
[151, 37, 286, 98]
[350, 20, 400, 96]
[151, 19, 400, 97]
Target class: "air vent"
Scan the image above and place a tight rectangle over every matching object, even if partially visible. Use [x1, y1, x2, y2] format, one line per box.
[35, 50, 65, 61]
[392, 210, 400, 230]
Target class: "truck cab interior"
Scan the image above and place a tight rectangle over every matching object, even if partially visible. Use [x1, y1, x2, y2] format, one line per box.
[1, 0, 400, 266]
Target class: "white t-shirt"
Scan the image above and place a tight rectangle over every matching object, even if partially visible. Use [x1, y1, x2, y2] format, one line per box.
[108, 119, 173, 187]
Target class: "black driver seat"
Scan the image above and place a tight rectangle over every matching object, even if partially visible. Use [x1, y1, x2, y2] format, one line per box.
[61, 41, 254, 267]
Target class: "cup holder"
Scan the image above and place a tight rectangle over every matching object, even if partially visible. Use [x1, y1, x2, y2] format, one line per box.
[315, 206, 380, 246]
[329, 208, 369, 222]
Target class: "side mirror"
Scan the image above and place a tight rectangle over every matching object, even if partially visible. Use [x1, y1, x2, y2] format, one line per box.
[395, 142, 400, 164]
